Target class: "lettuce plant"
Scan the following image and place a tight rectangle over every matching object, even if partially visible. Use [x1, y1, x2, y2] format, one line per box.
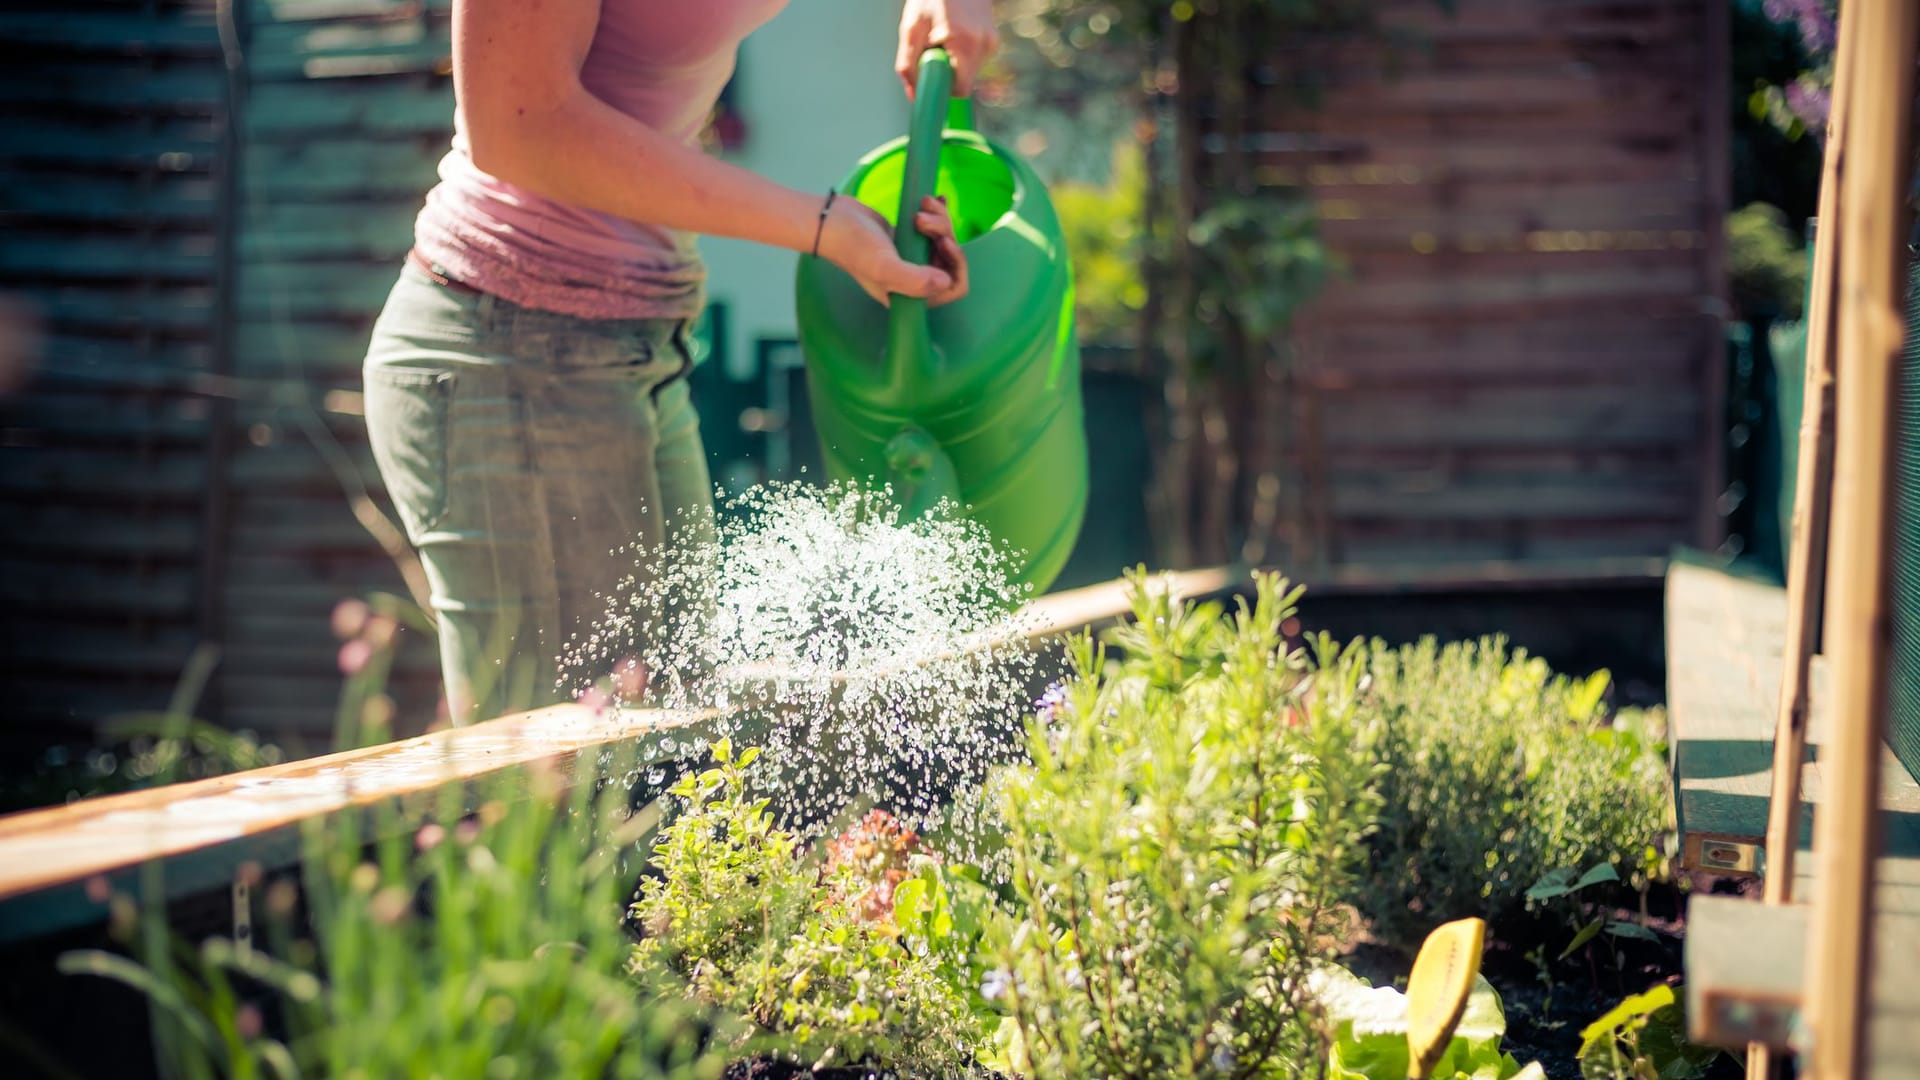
[1310, 965, 1545, 1080]
[986, 571, 1385, 1078]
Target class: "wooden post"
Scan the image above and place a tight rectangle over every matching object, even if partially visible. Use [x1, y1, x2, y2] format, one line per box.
[1749, 21, 1853, 1080]
[1761, 0, 1857, 914]
[1805, 0, 1917, 1075]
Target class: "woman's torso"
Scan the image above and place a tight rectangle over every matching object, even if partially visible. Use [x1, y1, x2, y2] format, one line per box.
[413, 0, 789, 320]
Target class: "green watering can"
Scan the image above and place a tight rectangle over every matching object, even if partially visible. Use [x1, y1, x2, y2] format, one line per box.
[794, 48, 1087, 596]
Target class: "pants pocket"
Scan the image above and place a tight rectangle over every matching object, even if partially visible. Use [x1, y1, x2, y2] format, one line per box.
[364, 367, 455, 539]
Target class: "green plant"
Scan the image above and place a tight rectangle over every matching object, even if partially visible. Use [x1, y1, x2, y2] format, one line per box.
[1728, 201, 1810, 320]
[1312, 964, 1545, 1080]
[63, 742, 722, 1079]
[1353, 639, 1672, 952]
[1052, 143, 1148, 343]
[1578, 984, 1725, 1080]
[629, 739, 988, 1077]
[1525, 862, 1662, 970]
[986, 570, 1385, 1078]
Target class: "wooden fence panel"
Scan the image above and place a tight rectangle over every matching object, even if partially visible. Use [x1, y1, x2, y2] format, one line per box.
[220, 0, 450, 741]
[0, 0, 449, 755]
[0, 1, 226, 753]
[1264, 0, 1726, 568]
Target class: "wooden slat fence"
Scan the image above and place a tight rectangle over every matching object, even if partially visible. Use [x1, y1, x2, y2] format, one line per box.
[0, 0, 453, 757]
[1, 0, 1729, 758]
[1261, 0, 1728, 568]
[0, 1, 228, 749]
[219, 0, 451, 739]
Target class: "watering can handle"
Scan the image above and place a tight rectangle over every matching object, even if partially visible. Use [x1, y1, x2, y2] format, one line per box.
[884, 48, 953, 397]
[891, 47, 953, 271]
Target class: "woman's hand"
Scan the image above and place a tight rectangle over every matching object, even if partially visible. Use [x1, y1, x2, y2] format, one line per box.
[819, 195, 969, 308]
[897, 0, 998, 98]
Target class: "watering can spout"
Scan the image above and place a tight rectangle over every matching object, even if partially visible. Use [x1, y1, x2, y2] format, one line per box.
[884, 426, 961, 519]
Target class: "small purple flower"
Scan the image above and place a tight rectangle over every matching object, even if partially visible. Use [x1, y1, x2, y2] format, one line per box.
[980, 968, 1013, 1001]
[1785, 80, 1831, 132]
[1762, 0, 1836, 54]
[1034, 683, 1068, 724]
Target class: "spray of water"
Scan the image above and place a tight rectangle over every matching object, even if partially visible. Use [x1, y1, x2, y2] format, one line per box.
[563, 482, 1047, 869]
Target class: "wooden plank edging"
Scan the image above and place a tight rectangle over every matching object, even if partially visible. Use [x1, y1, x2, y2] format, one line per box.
[0, 568, 1237, 941]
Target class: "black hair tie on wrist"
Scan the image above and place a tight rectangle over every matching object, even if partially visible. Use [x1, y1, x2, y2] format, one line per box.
[812, 189, 837, 258]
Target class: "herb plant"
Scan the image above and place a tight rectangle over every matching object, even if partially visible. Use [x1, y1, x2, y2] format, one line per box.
[62, 742, 723, 1079]
[1351, 639, 1671, 950]
[986, 571, 1385, 1078]
[629, 740, 988, 1078]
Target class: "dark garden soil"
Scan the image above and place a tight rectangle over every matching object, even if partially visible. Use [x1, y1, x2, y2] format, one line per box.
[723, 1064, 893, 1080]
[722, 1063, 1001, 1080]
[1341, 875, 1753, 1080]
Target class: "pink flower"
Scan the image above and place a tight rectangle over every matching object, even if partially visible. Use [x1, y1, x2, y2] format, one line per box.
[612, 657, 650, 701]
[331, 599, 370, 641]
[337, 639, 373, 675]
[575, 685, 613, 716]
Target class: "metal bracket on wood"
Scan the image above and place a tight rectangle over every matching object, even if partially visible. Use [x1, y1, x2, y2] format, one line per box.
[232, 869, 253, 958]
[1686, 833, 1764, 877]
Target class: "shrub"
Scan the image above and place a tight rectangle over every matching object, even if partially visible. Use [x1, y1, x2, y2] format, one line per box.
[1352, 638, 1671, 951]
[629, 740, 987, 1077]
[985, 571, 1385, 1079]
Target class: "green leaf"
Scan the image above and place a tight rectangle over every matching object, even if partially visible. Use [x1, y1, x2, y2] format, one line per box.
[1604, 921, 1661, 943]
[1572, 862, 1621, 892]
[1579, 984, 1676, 1050]
[1568, 670, 1611, 722]
[1525, 866, 1578, 902]
[1558, 916, 1607, 960]
[57, 949, 224, 1062]
[893, 878, 931, 935]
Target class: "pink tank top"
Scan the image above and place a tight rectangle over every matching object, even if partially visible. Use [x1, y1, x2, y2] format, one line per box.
[414, 0, 789, 320]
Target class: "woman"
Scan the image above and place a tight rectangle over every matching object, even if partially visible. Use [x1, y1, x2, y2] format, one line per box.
[364, 0, 998, 725]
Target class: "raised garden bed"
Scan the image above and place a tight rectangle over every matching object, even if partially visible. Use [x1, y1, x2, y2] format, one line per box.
[0, 568, 1710, 1079]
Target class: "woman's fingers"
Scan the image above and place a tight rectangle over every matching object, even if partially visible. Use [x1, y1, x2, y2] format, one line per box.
[855, 263, 952, 307]
[818, 192, 964, 305]
[897, 0, 998, 98]
[916, 196, 968, 307]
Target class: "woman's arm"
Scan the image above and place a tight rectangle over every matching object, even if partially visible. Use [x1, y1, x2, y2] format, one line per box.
[454, 0, 956, 302]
